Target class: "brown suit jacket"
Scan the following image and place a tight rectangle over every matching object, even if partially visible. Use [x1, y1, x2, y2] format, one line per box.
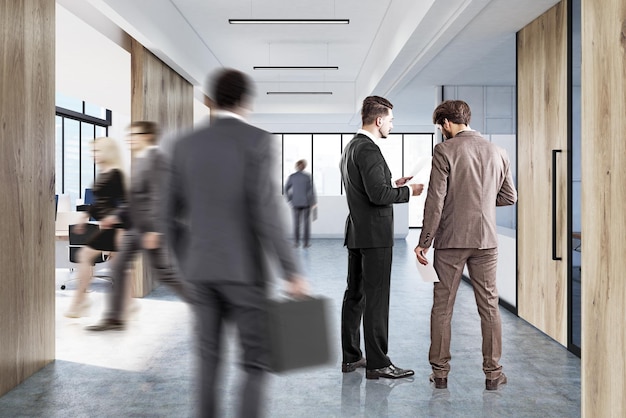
[419, 131, 517, 250]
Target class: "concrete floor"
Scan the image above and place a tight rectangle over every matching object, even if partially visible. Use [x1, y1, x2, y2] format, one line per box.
[0, 231, 580, 417]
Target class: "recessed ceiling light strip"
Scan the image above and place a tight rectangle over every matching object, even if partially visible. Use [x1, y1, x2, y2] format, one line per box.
[266, 91, 333, 95]
[229, 19, 349, 24]
[254, 66, 338, 70]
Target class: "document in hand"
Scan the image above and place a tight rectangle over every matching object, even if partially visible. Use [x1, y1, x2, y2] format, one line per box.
[406, 156, 432, 183]
[416, 250, 439, 282]
[267, 296, 333, 372]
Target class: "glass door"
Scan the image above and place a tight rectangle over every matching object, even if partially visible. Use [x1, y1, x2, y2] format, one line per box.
[568, 0, 582, 356]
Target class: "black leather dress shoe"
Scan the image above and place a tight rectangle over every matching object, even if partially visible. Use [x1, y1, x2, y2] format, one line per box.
[342, 357, 366, 373]
[429, 373, 448, 389]
[366, 364, 415, 380]
[85, 319, 125, 331]
[485, 373, 507, 390]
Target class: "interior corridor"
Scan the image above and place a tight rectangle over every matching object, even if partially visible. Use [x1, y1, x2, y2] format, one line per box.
[0, 231, 580, 417]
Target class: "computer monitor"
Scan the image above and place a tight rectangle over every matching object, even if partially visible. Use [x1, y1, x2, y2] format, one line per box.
[84, 188, 94, 205]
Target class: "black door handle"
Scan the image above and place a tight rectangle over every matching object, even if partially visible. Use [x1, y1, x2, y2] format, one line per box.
[552, 149, 562, 261]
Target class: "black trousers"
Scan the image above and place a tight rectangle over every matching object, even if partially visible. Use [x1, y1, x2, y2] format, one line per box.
[190, 282, 270, 418]
[341, 247, 392, 370]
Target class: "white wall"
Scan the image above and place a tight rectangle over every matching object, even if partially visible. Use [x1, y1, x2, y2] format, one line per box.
[496, 228, 517, 308]
[283, 196, 409, 239]
[56, 3, 132, 172]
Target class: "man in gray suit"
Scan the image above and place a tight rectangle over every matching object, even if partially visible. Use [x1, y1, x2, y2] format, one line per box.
[87, 121, 188, 331]
[285, 159, 317, 247]
[340, 96, 424, 380]
[415, 100, 517, 391]
[164, 69, 309, 418]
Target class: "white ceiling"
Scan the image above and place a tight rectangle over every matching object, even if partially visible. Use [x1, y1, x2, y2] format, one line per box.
[73, 0, 559, 127]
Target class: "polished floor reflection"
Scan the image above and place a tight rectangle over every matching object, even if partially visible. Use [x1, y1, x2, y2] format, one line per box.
[0, 231, 580, 417]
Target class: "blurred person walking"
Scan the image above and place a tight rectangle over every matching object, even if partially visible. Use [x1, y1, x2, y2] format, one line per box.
[340, 96, 424, 380]
[65, 137, 126, 318]
[414, 100, 517, 390]
[86, 121, 188, 331]
[285, 159, 317, 248]
[164, 68, 310, 418]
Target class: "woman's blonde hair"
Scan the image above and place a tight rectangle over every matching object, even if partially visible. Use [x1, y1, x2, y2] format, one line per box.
[93, 137, 124, 171]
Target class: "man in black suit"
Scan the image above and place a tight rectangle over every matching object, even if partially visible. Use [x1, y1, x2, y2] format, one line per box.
[340, 96, 424, 379]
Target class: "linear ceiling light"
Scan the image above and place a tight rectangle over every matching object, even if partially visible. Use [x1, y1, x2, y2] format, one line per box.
[266, 91, 333, 95]
[254, 66, 338, 70]
[229, 19, 349, 24]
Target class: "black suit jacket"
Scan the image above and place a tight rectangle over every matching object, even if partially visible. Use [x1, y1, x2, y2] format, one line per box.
[340, 133, 410, 249]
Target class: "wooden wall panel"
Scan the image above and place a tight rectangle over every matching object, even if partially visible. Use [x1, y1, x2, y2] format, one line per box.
[517, 1, 569, 345]
[0, 0, 55, 396]
[130, 38, 193, 297]
[581, 0, 626, 415]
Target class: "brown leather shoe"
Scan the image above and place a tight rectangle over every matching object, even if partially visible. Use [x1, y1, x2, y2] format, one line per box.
[342, 357, 366, 373]
[485, 373, 507, 390]
[85, 319, 125, 331]
[429, 373, 448, 389]
[366, 364, 414, 380]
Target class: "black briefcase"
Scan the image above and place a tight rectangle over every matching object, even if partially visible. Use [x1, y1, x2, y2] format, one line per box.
[267, 296, 333, 373]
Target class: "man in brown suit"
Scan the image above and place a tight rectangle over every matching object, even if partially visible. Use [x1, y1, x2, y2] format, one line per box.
[415, 100, 517, 391]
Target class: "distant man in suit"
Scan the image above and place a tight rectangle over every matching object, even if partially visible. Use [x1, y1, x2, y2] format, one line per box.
[415, 100, 517, 391]
[87, 121, 188, 331]
[340, 95, 424, 380]
[285, 159, 317, 248]
[164, 69, 310, 418]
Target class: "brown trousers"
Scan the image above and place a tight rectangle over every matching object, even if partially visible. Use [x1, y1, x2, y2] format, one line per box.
[430, 247, 503, 380]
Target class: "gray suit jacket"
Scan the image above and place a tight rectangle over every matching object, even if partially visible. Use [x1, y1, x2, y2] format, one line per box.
[340, 133, 410, 249]
[285, 171, 316, 208]
[119, 147, 167, 234]
[164, 117, 301, 285]
[418, 131, 517, 250]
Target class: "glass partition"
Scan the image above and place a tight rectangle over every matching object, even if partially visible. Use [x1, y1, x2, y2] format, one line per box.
[569, 0, 582, 356]
[282, 134, 312, 190]
[275, 132, 434, 227]
[312, 134, 342, 196]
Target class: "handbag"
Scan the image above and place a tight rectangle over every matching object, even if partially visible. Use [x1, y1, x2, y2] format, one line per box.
[266, 296, 333, 373]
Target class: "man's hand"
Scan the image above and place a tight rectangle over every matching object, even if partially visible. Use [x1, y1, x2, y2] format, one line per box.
[100, 215, 119, 229]
[395, 176, 413, 186]
[142, 232, 161, 250]
[285, 275, 311, 299]
[409, 183, 425, 196]
[414, 245, 429, 265]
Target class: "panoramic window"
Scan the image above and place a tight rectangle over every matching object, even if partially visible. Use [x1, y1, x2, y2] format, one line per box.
[55, 93, 111, 207]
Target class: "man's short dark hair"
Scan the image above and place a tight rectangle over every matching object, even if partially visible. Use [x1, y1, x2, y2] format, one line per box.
[361, 96, 393, 126]
[129, 121, 160, 144]
[295, 159, 307, 170]
[432, 100, 472, 126]
[210, 68, 253, 109]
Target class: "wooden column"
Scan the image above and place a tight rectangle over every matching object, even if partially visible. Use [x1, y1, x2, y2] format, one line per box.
[130, 38, 193, 297]
[581, 0, 626, 415]
[0, 0, 55, 396]
[517, 1, 569, 345]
